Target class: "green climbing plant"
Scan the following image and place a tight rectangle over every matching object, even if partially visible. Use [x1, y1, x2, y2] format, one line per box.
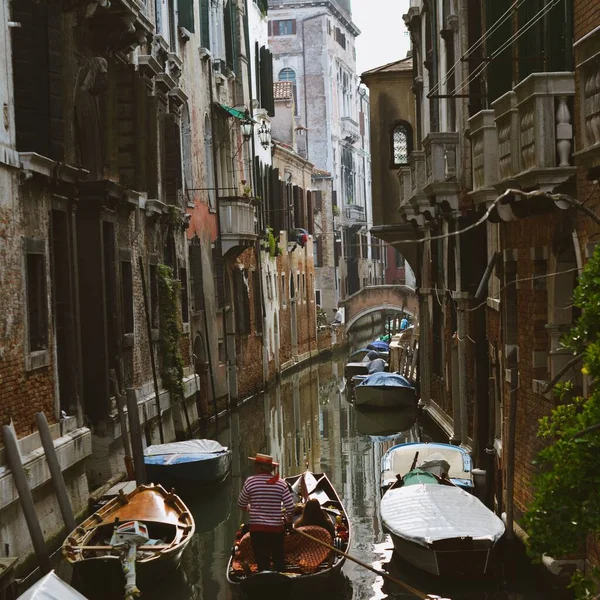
[157, 264, 185, 403]
[523, 245, 600, 597]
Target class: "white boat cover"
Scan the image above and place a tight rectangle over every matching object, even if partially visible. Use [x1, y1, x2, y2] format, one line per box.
[145, 439, 228, 456]
[380, 484, 505, 548]
[18, 571, 88, 600]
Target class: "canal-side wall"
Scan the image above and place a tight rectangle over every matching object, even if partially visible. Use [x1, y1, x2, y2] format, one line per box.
[0, 418, 91, 576]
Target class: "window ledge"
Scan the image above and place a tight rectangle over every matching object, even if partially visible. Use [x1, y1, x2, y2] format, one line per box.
[532, 378, 552, 399]
[199, 47, 212, 61]
[122, 333, 135, 349]
[151, 328, 160, 342]
[182, 322, 190, 334]
[178, 26, 192, 43]
[26, 350, 50, 372]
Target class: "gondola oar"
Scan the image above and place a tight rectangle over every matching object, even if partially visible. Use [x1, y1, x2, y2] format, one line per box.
[294, 528, 449, 600]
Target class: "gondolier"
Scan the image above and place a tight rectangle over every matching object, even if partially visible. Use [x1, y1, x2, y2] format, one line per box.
[237, 453, 295, 572]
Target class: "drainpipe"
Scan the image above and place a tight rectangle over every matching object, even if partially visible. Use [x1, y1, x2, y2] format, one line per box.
[454, 221, 468, 444]
[208, 58, 233, 407]
[505, 368, 519, 540]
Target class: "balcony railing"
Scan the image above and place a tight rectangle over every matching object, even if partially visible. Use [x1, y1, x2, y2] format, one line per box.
[345, 204, 366, 222]
[575, 25, 600, 167]
[341, 117, 360, 144]
[468, 110, 498, 204]
[423, 132, 459, 186]
[219, 197, 258, 255]
[492, 73, 575, 191]
[397, 165, 412, 210]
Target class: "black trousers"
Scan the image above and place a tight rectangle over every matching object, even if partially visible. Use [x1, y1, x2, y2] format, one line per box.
[250, 531, 285, 571]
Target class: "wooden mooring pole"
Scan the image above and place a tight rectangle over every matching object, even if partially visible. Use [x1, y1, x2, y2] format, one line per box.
[35, 412, 76, 532]
[1, 425, 51, 574]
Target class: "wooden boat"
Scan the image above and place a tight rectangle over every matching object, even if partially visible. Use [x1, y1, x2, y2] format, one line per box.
[18, 571, 88, 599]
[354, 372, 416, 408]
[144, 439, 231, 484]
[344, 361, 370, 381]
[63, 484, 194, 598]
[380, 472, 505, 576]
[380, 442, 474, 493]
[227, 471, 350, 595]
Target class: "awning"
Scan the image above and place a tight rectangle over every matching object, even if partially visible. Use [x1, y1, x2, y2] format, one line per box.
[216, 103, 257, 122]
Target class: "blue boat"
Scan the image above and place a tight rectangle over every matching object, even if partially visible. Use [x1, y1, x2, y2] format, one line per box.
[354, 372, 416, 409]
[144, 439, 231, 484]
[367, 340, 390, 352]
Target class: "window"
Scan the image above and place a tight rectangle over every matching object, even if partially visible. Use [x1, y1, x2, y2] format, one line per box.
[26, 250, 48, 352]
[253, 270, 263, 333]
[121, 261, 134, 334]
[179, 268, 189, 323]
[391, 121, 412, 166]
[189, 237, 205, 313]
[234, 268, 251, 334]
[278, 67, 298, 115]
[281, 273, 286, 306]
[271, 19, 296, 36]
[334, 27, 346, 49]
[315, 289, 321, 306]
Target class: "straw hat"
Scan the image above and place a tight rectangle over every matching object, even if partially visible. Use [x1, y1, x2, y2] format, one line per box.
[248, 453, 279, 467]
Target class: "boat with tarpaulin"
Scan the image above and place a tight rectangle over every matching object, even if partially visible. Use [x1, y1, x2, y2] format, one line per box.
[354, 372, 416, 408]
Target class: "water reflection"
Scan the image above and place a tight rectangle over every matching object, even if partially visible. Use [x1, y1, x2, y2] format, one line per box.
[121, 354, 564, 600]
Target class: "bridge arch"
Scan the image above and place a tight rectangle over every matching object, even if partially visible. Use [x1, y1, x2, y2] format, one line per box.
[339, 285, 418, 332]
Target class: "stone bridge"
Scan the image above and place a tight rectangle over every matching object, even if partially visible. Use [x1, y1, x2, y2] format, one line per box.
[340, 285, 418, 331]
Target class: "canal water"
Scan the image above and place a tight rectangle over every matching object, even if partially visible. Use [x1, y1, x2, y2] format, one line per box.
[112, 350, 568, 600]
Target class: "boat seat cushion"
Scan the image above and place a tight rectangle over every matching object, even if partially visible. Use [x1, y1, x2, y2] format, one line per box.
[232, 526, 332, 574]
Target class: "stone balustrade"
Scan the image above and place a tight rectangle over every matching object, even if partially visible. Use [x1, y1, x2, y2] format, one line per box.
[397, 165, 411, 209]
[219, 197, 258, 254]
[468, 110, 498, 204]
[575, 25, 600, 167]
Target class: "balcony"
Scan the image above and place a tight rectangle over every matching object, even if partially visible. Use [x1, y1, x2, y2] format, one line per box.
[219, 197, 258, 255]
[422, 132, 459, 211]
[408, 151, 431, 221]
[345, 204, 366, 222]
[574, 25, 600, 169]
[341, 117, 360, 144]
[468, 110, 498, 205]
[493, 73, 575, 192]
[397, 165, 412, 210]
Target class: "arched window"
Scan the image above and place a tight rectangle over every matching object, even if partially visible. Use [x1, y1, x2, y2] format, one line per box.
[391, 121, 413, 167]
[278, 67, 296, 83]
[278, 68, 298, 115]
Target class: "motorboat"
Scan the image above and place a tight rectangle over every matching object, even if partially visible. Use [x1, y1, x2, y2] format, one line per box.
[63, 484, 194, 599]
[380, 470, 504, 576]
[227, 471, 350, 595]
[380, 442, 474, 493]
[17, 571, 88, 600]
[354, 372, 416, 409]
[144, 439, 231, 484]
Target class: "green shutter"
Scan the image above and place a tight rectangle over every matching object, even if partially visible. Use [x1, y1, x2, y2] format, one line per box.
[200, 0, 210, 49]
[177, 0, 194, 32]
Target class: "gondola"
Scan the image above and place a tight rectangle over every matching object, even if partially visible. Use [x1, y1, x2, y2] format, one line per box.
[63, 484, 194, 599]
[143, 439, 231, 485]
[227, 471, 350, 595]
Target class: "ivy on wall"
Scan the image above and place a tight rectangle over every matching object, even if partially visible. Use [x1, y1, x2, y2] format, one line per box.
[157, 264, 184, 403]
[524, 246, 600, 597]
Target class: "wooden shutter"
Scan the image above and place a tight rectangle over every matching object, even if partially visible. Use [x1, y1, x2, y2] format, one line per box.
[259, 46, 275, 117]
[200, 0, 210, 48]
[313, 191, 322, 211]
[306, 191, 314, 235]
[163, 114, 182, 206]
[315, 237, 323, 266]
[212, 245, 225, 307]
[189, 239, 205, 312]
[253, 270, 263, 333]
[13, 0, 64, 160]
[178, 0, 195, 32]
[291, 19, 297, 34]
[224, 0, 238, 74]
[268, 20, 273, 36]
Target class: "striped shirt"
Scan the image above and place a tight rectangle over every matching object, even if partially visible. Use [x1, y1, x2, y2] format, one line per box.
[238, 474, 295, 532]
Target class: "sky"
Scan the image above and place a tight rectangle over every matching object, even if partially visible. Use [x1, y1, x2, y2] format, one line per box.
[352, 0, 411, 76]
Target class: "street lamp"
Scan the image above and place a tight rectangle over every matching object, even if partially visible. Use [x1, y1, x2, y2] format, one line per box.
[240, 118, 254, 140]
[257, 120, 271, 150]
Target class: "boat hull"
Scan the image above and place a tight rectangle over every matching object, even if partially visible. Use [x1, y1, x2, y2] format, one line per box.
[354, 384, 416, 408]
[389, 532, 494, 577]
[145, 450, 231, 484]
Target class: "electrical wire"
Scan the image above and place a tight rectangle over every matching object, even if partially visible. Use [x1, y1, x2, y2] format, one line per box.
[450, 0, 561, 97]
[429, 0, 525, 97]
